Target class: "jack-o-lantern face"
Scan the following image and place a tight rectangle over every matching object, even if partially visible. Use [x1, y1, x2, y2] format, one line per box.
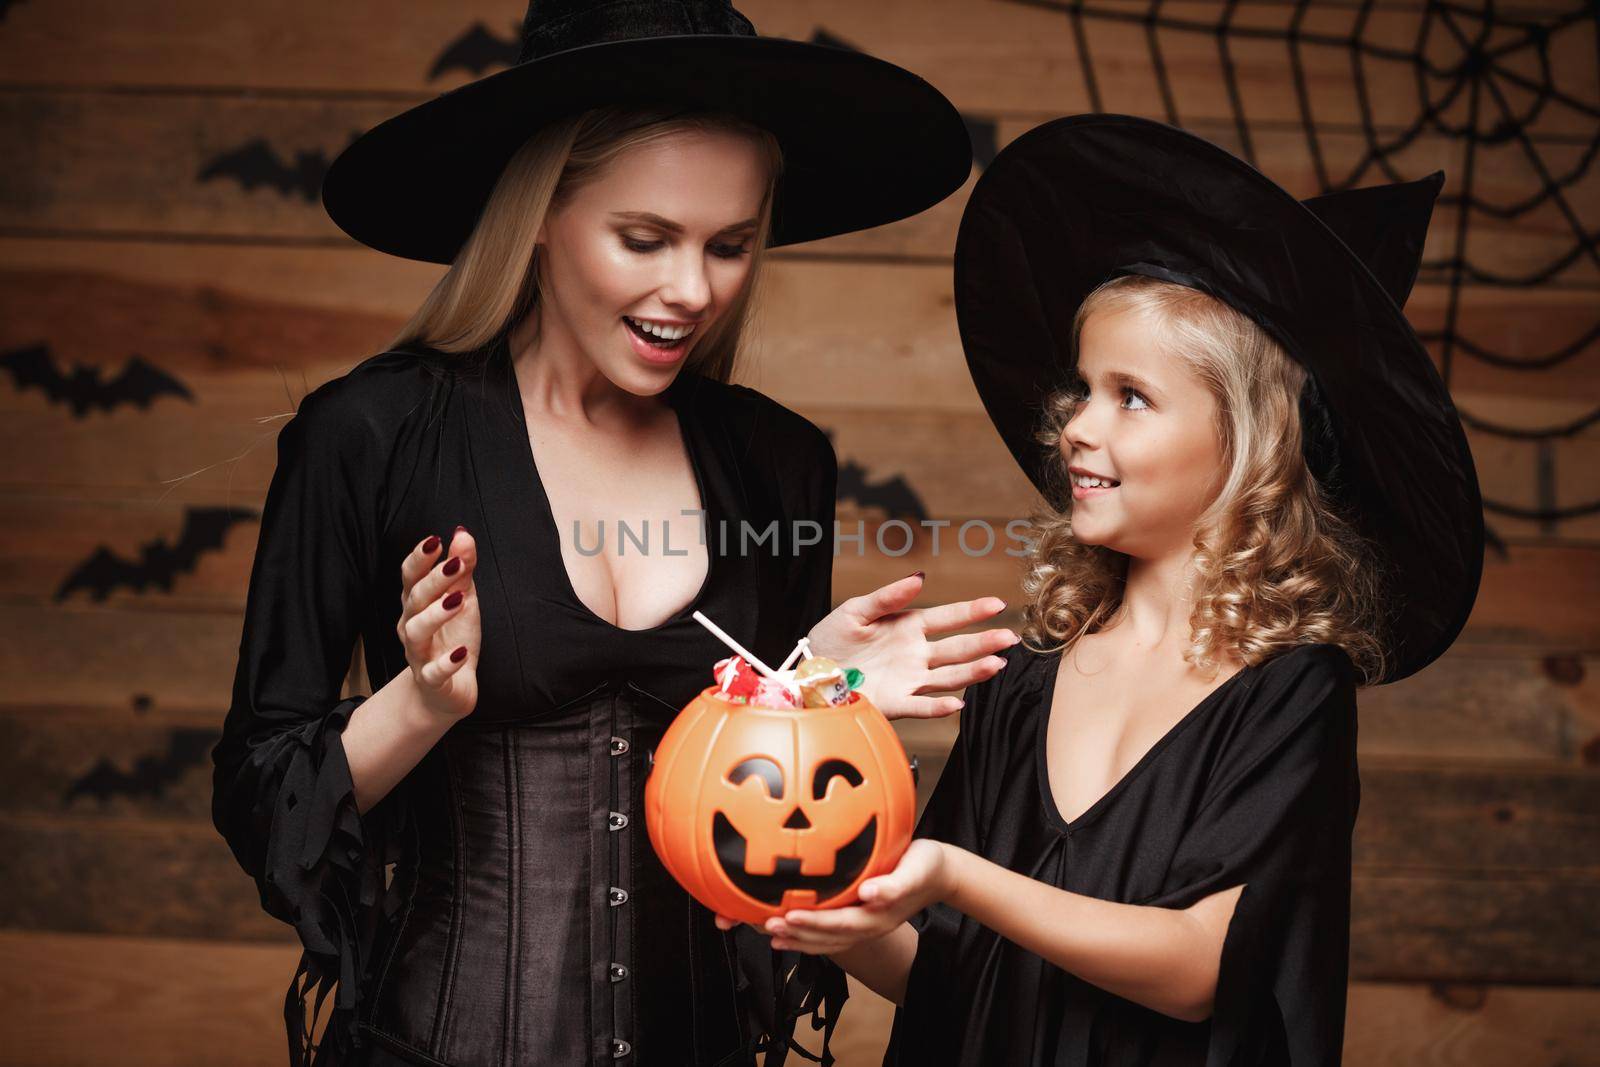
[645, 687, 917, 924]
[713, 756, 878, 905]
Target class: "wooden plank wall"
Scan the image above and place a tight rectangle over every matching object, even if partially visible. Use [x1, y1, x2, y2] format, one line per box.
[1, 1, 1596, 1064]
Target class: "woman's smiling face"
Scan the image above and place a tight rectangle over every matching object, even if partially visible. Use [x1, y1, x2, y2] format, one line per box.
[1059, 305, 1227, 560]
[534, 126, 771, 393]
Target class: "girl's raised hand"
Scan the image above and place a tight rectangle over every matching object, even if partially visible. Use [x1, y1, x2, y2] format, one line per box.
[398, 525, 481, 721]
[806, 573, 1019, 720]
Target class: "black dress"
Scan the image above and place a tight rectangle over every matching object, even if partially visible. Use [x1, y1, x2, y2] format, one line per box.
[884, 639, 1360, 1066]
[211, 334, 847, 1067]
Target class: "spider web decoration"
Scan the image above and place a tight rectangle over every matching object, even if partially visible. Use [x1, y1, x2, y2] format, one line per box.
[1003, 0, 1600, 532]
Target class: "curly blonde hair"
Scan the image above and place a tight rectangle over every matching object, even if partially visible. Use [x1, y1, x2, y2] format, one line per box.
[1019, 274, 1391, 687]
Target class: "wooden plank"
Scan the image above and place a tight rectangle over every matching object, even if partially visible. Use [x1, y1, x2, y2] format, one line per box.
[6, 667, 1597, 825]
[2, 92, 1592, 283]
[0, 813, 286, 942]
[2, 245, 1595, 414]
[833, 975, 1600, 1067]
[0, 538, 1596, 718]
[1, 927, 1595, 1067]
[0, 928, 310, 1067]
[1355, 761, 1600, 875]
[0, 604, 240, 712]
[0, 710, 219, 822]
[1351, 874, 1600, 984]
[3, 294, 1599, 539]
[0, 822, 1592, 982]
[0, 0, 1587, 136]
[897, 644, 1600, 769]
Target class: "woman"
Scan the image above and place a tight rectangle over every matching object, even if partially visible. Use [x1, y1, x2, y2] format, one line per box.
[209, 4, 1014, 1065]
[746, 115, 1485, 1064]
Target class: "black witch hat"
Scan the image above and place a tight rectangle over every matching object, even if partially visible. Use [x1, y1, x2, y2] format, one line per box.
[321, 0, 973, 264]
[954, 113, 1483, 684]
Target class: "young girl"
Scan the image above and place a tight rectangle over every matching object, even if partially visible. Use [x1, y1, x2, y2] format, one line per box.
[742, 115, 1485, 1065]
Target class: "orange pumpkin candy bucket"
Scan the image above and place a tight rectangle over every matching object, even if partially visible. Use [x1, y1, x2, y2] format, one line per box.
[644, 619, 917, 925]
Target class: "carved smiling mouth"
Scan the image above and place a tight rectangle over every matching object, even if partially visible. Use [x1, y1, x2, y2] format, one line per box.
[712, 813, 878, 905]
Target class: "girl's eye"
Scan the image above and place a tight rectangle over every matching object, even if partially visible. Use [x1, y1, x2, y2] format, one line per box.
[1122, 388, 1151, 411]
[709, 241, 751, 260]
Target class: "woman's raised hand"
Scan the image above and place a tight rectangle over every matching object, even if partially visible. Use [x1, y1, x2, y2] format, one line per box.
[806, 572, 1019, 720]
[398, 525, 481, 721]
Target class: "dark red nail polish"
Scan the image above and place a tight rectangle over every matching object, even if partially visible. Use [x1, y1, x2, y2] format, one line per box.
[443, 590, 463, 611]
[455, 524, 468, 535]
[450, 646, 468, 663]
[443, 556, 462, 576]
[422, 535, 440, 553]
[906, 570, 925, 581]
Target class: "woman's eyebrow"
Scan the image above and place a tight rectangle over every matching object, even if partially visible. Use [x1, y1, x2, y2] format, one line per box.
[609, 211, 759, 235]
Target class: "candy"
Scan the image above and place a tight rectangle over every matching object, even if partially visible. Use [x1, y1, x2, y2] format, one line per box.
[751, 676, 801, 708]
[714, 655, 761, 700]
[795, 655, 853, 708]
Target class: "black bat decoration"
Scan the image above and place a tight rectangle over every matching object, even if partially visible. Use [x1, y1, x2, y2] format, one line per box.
[809, 27, 996, 171]
[821, 429, 931, 522]
[837, 458, 931, 523]
[56, 506, 259, 602]
[430, 21, 521, 80]
[1, 342, 193, 417]
[197, 137, 356, 202]
[62, 727, 217, 807]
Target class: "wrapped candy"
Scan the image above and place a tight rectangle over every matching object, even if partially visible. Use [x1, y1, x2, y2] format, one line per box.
[751, 676, 801, 708]
[714, 655, 761, 700]
[794, 655, 853, 708]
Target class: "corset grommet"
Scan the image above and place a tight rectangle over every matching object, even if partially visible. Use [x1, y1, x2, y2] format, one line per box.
[910, 754, 920, 787]
[609, 962, 629, 982]
[608, 886, 629, 906]
[609, 736, 629, 756]
[608, 811, 629, 831]
[611, 1038, 632, 1058]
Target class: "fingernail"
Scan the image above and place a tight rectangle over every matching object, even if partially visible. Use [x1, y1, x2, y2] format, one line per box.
[455, 524, 468, 535]
[905, 570, 925, 581]
[450, 646, 468, 663]
[443, 590, 463, 611]
[443, 556, 462, 576]
[422, 535, 440, 553]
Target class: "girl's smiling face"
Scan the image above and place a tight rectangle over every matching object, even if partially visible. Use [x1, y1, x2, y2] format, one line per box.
[1060, 305, 1227, 560]
[534, 126, 771, 393]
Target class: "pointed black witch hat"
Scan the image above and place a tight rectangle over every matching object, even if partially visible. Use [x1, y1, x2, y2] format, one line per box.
[954, 113, 1483, 684]
[321, 0, 972, 264]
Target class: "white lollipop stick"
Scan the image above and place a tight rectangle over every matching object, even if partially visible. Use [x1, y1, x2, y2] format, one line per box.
[692, 610, 786, 684]
[778, 638, 809, 673]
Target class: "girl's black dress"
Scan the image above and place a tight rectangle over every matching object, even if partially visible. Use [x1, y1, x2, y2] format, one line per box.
[884, 639, 1360, 1066]
[211, 334, 845, 1066]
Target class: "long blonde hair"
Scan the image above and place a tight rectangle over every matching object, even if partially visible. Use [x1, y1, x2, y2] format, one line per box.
[1020, 274, 1391, 686]
[388, 105, 784, 384]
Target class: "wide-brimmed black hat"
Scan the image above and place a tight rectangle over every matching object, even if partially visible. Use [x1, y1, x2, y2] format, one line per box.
[321, 0, 973, 263]
[955, 113, 1483, 684]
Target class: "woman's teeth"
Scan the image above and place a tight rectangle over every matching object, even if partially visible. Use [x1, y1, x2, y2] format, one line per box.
[1073, 474, 1119, 489]
[625, 316, 695, 344]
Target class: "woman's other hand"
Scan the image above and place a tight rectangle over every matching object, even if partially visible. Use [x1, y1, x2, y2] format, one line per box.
[807, 573, 1018, 719]
[398, 525, 481, 721]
